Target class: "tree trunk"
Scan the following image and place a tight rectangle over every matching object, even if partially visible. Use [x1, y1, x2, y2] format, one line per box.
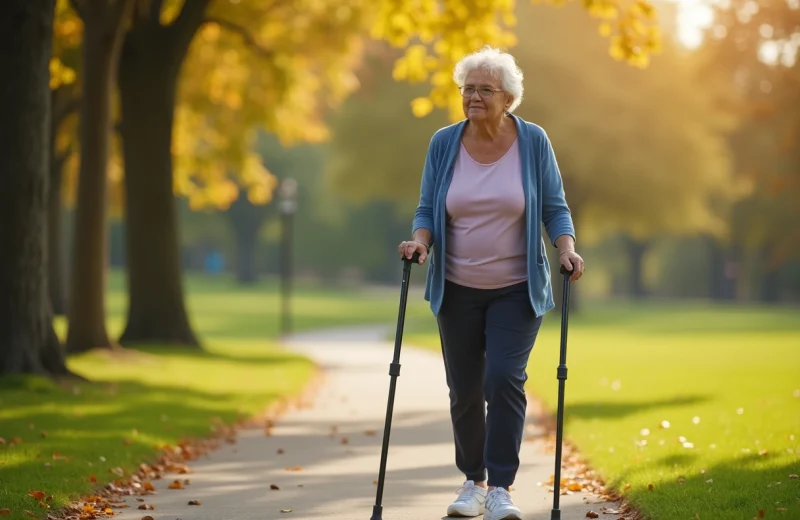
[0, 0, 72, 377]
[116, 9, 208, 346]
[227, 196, 270, 285]
[625, 236, 649, 299]
[48, 90, 69, 316]
[66, 0, 133, 353]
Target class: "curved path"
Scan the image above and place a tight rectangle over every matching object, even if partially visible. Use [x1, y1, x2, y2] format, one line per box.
[113, 325, 619, 519]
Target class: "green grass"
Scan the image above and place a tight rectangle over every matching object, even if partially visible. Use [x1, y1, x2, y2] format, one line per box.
[403, 300, 800, 520]
[0, 271, 420, 520]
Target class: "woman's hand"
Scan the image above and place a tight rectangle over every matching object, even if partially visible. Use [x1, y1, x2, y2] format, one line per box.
[560, 249, 585, 282]
[398, 240, 428, 264]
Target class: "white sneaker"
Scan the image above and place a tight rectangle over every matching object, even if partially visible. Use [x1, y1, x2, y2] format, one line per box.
[485, 487, 522, 520]
[446, 480, 487, 517]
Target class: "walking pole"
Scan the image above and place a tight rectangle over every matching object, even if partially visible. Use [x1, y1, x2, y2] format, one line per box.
[370, 251, 420, 520]
[551, 265, 573, 520]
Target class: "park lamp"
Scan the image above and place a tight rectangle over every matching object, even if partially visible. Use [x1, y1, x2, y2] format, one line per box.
[278, 177, 298, 215]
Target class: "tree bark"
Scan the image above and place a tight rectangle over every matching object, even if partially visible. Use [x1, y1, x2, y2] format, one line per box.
[66, 0, 134, 353]
[0, 0, 72, 377]
[116, 1, 210, 347]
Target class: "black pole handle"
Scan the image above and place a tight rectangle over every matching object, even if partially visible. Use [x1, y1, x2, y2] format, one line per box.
[401, 251, 421, 264]
[560, 265, 573, 277]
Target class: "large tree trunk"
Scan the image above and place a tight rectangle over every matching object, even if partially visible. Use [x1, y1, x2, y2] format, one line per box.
[66, 0, 133, 353]
[116, 2, 210, 347]
[0, 0, 73, 377]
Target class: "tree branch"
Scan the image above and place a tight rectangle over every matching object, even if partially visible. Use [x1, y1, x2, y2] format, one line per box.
[203, 17, 274, 60]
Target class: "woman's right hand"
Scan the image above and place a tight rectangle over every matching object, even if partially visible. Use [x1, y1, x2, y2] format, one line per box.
[397, 240, 428, 264]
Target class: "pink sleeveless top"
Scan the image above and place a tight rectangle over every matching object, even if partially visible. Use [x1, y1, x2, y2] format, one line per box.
[444, 138, 528, 289]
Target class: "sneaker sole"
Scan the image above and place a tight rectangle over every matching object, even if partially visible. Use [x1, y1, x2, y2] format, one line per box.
[446, 505, 484, 517]
[486, 513, 522, 520]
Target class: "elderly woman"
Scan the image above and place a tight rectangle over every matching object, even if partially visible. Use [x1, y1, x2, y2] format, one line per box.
[398, 47, 584, 519]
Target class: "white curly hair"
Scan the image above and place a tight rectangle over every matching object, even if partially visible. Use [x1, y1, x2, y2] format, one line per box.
[452, 46, 525, 113]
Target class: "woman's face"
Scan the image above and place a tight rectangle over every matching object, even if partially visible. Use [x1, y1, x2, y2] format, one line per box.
[461, 69, 512, 123]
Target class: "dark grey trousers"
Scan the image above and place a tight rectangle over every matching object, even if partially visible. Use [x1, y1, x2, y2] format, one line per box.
[436, 279, 543, 489]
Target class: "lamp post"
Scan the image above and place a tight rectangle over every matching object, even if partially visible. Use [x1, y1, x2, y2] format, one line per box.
[278, 178, 297, 337]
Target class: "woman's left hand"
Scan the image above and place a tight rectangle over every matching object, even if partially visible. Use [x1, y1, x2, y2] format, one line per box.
[560, 250, 585, 282]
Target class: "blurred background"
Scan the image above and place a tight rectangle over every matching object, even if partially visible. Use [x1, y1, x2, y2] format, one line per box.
[46, 0, 800, 320]
[2, 2, 798, 518]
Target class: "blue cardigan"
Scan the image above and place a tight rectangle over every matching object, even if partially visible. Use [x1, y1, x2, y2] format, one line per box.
[411, 113, 576, 318]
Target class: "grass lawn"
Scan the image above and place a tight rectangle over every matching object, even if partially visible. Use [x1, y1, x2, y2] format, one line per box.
[402, 299, 800, 520]
[0, 271, 420, 520]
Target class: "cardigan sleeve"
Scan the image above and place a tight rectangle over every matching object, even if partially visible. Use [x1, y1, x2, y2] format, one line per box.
[411, 133, 439, 243]
[539, 131, 576, 247]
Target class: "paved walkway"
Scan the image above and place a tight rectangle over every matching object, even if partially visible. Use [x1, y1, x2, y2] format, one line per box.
[113, 326, 619, 520]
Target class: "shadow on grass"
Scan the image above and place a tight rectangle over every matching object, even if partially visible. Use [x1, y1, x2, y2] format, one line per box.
[563, 395, 711, 422]
[0, 378, 282, 514]
[606, 452, 800, 519]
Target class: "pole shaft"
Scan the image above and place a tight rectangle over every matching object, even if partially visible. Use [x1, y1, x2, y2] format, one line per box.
[371, 260, 413, 519]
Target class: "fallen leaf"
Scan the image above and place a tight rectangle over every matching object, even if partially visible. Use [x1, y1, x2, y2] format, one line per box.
[168, 480, 184, 489]
[567, 482, 582, 492]
[758, 510, 765, 518]
[0, 509, 9, 516]
[141, 516, 155, 520]
[777, 507, 788, 511]
[277, 449, 285, 455]
[104, 508, 113, 514]
[123, 439, 132, 445]
[270, 484, 280, 490]
[143, 481, 155, 492]
[89, 474, 97, 483]
[135, 498, 145, 502]
[624, 483, 631, 490]
[648, 483, 654, 491]
[364, 430, 376, 436]
[188, 500, 201, 505]
[23, 511, 36, 518]
[280, 509, 293, 513]
[137, 504, 154, 510]
[38, 502, 50, 509]
[586, 512, 599, 519]
[789, 474, 798, 479]
[28, 491, 46, 500]
[340, 437, 349, 445]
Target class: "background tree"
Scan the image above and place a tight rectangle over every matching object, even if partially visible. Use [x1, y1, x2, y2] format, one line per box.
[48, 0, 82, 316]
[696, 0, 799, 302]
[0, 0, 72, 377]
[65, 0, 134, 353]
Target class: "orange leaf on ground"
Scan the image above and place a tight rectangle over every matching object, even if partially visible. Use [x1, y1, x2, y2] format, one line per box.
[89, 474, 98, 483]
[567, 482, 582, 492]
[141, 516, 155, 520]
[27, 491, 46, 500]
[586, 513, 599, 519]
[270, 484, 280, 490]
[0, 509, 9, 516]
[168, 480, 184, 489]
[188, 500, 201, 505]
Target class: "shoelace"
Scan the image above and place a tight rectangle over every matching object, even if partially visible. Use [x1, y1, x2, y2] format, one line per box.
[489, 487, 513, 506]
[454, 483, 478, 502]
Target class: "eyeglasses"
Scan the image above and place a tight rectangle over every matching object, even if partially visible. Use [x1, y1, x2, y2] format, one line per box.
[459, 86, 503, 98]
